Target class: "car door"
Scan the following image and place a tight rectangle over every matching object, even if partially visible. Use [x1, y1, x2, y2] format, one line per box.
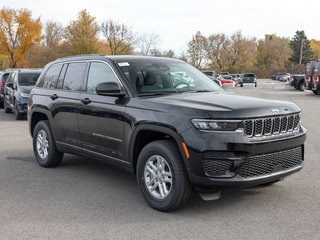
[49, 62, 88, 149]
[78, 61, 126, 165]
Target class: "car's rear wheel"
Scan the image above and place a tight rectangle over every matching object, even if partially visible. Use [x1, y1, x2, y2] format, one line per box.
[33, 120, 63, 167]
[137, 140, 191, 212]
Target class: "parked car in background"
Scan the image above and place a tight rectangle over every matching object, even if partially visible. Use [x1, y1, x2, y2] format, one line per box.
[239, 73, 257, 87]
[202, 70, 215, 78]
[276, 73, 292, 82]
[4, 69, 41, 119]
[305, 61, 320, 95]
[220, 72, 229, 76]
[202, 70, 223, 87]
[0, 71, 11, 107]
[291, 74, 305, 91]
[220, 75, 237, 87]
[212, 78, 223, 87]
[232, 74, 242, 83]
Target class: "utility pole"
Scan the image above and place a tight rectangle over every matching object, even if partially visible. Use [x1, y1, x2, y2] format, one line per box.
[299, 38, 304, 64]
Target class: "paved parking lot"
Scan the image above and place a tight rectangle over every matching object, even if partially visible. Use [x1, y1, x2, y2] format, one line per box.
[0, 79, 319, 240]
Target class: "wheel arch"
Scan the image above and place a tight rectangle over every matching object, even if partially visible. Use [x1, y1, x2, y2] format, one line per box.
[129, 124, 190, 175]
[29, 108, 54, 138]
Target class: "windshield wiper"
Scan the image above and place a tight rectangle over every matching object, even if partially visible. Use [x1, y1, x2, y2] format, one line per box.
[182, 89, 215, 93]
[138, 92, 168, 97]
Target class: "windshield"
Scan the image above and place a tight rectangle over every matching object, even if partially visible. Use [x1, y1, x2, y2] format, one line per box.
[118, 60, 224, 95]
[243, 73, 255, 77]
[18, 72, 41, 86]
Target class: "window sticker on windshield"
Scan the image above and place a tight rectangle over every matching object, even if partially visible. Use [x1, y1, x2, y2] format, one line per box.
[118, 62, 130, 67]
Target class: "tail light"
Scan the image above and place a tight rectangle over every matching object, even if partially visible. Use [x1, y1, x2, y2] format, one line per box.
[0, 82, 4, 87]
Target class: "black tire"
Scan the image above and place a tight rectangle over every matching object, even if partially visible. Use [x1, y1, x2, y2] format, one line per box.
[33, 120, 63, 167]
[240, 84, 243, 87]
[298, 82, 305, 91]
[255, 83, 257, 87]
[313, 90, 320, 95]
[14, 104, 23, 120]
[4, 102, 12, 113]
[137, 140, 191, 212]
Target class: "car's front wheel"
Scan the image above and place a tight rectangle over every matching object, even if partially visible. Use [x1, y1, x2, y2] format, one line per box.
[4, 101, 12, 113]
[298, 82, 305, 91]
[313, 90, 320, 95]
[14, 104, 23, 120]
[33, 120, 63, 167]
[137, 140, 191, 212]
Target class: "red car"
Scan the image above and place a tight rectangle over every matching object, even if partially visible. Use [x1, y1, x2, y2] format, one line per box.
[220, 75, 237, 87]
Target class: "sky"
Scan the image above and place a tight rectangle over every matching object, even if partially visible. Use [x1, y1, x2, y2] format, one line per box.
[1, 0, 320, 53]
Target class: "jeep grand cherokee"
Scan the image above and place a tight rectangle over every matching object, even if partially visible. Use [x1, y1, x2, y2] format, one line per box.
[28, 55, 306, 211]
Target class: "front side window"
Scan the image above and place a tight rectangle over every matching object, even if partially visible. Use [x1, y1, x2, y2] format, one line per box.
[63, 62, 87, 91]
[86, 62, 119, 94]
[118, 60, 224, 95]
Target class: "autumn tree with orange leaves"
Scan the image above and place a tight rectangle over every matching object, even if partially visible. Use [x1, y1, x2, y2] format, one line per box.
[0, 7, 42, 67]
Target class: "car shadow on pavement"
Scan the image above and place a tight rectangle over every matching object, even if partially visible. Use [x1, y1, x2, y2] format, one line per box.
[41, 154, 276, 219]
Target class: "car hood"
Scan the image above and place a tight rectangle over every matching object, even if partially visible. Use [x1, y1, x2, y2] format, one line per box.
[19, 86, 33, 94]
[143, 92, 300, 119]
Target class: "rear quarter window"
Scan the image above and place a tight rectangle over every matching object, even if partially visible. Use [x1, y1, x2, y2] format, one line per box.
[37, 65, 62, 88]
[63, 62, 87, 91]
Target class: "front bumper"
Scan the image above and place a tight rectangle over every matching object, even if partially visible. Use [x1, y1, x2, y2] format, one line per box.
[16, 98, 28, 114]
[182, 127, 306, 188]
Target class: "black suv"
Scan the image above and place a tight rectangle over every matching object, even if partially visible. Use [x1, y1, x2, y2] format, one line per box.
[28, 55, 306, 211]
[4, 69, 41, 119]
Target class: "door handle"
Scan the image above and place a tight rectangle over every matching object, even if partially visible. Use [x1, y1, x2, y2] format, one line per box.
[80, 98, 91, 105]
[50, 94, 58, 100]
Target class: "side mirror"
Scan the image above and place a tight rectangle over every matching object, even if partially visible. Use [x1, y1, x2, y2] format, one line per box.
[96, 82, 126, 97]
[6, 82, 13, 89]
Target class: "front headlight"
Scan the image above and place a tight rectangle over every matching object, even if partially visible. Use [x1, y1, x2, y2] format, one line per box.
[191, 119, 242, 131]
[20, 93, 29, 98]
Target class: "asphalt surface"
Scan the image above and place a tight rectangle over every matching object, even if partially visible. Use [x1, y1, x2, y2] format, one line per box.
[0, 79, 319, 240]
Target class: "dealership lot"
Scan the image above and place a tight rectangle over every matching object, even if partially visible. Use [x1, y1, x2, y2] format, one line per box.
[0, 79, 319, 240]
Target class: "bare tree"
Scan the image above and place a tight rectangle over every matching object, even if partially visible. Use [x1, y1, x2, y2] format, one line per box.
[44, 21, 64, 48]
[136, 33, 159, 55]
[187, 31, 207, 69]
[206, 33, 230, 71]
[101, 20, 136, 55]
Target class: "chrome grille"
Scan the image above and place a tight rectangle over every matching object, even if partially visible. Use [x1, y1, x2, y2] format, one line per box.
[243, 114, 300, 138]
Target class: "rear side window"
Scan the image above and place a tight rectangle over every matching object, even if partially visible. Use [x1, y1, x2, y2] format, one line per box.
[38, 65, 62, 88]
[63, 62, 87, 91]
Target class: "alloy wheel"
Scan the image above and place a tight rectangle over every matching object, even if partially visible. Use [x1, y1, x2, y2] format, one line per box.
[143, 155, 173, 199]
